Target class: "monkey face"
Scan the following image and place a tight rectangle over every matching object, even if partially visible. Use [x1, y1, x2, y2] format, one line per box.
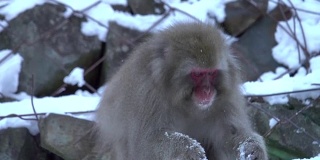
[165, 45, 227, 111]
[190, 68, 218, 109]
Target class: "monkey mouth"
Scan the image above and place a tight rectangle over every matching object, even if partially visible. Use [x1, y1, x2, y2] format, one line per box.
[197, 96, 214, 109]
[193, 87, 216, 110]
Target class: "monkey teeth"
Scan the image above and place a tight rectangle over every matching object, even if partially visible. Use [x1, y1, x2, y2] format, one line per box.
[194, 89, 216, 110]
[195, 96, 214, 110]
[197, 99, 213, 110]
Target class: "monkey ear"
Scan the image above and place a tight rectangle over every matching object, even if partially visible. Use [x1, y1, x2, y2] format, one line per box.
[162, 47, 170, 59]
[149, 41, 170, 81]
[150, 51, 166, 76]
[155, 39, 170, 59]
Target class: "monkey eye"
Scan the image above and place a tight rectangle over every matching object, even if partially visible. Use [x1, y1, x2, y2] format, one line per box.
[208, 70, 218, 77]
[193, 72, 203, 77]
[195, 72, 203, 77]
[191, 72, 204, 80]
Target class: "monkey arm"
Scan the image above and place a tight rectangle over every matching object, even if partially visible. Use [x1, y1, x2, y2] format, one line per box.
[206, 102, 267, 159]
[221, 117, 268, 160]
[237, 133, 268, 160]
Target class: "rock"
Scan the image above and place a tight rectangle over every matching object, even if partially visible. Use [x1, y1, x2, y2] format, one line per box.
[234, 16, 279, 81]
[0, 3, 101, 97]
[233, 3, 293, 81]
[0, 95, 16, 103]
[38, 113, 96, 160]
[2, 99, 318, 160]
[110, 4, 131, 13]
[128, 0, 165, 15]
[38, 113, 205, 160]
[269, 3, 293, 22]
[101, 22, 149, 82]
[0, 128, 47, 160]
[248, 98, 320, 159]
[222, 0, 268, 36]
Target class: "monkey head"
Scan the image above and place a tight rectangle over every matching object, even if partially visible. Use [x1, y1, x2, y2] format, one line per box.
[150, 23, 237, 113]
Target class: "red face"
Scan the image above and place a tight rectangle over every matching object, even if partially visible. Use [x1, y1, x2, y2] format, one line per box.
[190, 68, 218, 109]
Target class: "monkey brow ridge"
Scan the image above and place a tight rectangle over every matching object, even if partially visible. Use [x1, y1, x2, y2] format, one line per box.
[193, 46, 214, 67]
[190, 34, 217, 67]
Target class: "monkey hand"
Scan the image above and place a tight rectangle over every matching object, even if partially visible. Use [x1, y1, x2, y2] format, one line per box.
[162, 132, 207, 160]
[237, 137, 268, 160]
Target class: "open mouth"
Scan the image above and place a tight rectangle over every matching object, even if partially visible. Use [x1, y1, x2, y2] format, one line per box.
[193, 88, 216, 110]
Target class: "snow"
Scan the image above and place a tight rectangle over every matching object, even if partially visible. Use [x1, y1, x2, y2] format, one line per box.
[0, 0, 46, 21]
[0, 0, 320, 159]
[165, 131, 207, 160]
[272, 1, 320, 69]
[0, 94, 99, 116]
[269, 118, 279, 129]
[0, 50, 23, 95]
[0, 94, 99, 135]
[272, 19, 320, 69]
[62, 0, 232, 41]
[63, 67, 86, 87]
[0, 117, 39, 135]
[238, 138, 255, 160]
[0, 20, 8, 32]
[243, 0, 320, 105]
[267, 0, 277, 13]
[243, 54, 320, 105]
[293, 154, 320, 160]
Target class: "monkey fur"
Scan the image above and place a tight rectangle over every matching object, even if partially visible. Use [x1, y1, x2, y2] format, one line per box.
[95, 22, 268, 160]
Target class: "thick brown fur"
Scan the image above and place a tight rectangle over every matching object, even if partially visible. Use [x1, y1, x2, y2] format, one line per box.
[95, 22, 268, 160]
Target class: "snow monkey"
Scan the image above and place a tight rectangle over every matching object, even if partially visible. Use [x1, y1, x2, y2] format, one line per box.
[95, 22, 268, 160]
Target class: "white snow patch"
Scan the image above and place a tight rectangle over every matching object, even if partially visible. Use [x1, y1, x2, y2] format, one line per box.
[293, 154, 320, 160]
[269, 118, 279, 129]
[0, 117, 39, 135]
[103, 0, 127, 5]
[0, 95, 99, 117]
[242, 56, 320, 105]
[0, 50, 23, 95]
[80, 2, 113, 41]
[0, 0, 46, 21]
[267, 0, 278, 13]
[165, 131, 207, 160]
[63, 67, 86, 87]
[0, 20, 8, 32]
[62, 7, 73, 18]
[272, 1, 320, 69]
[0, 94, 99, 135]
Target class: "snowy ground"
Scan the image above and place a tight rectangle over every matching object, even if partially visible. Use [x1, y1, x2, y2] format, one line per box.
[0, 0, 319, 159]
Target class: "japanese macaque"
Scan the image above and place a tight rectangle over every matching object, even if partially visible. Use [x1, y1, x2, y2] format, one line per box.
[95, 22, 268, 160]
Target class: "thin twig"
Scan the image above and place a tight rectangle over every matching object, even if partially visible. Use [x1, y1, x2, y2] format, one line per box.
[31, 74, 39, 121]
[0, 51, 13, 65]
[248, 102, 281, 137]
[269, 0, 320, 15]
[84, 83, 101, 96]
[161, 0, 200, 22]
[287, 0, 309, 62]
[131, 8, 172, 43]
